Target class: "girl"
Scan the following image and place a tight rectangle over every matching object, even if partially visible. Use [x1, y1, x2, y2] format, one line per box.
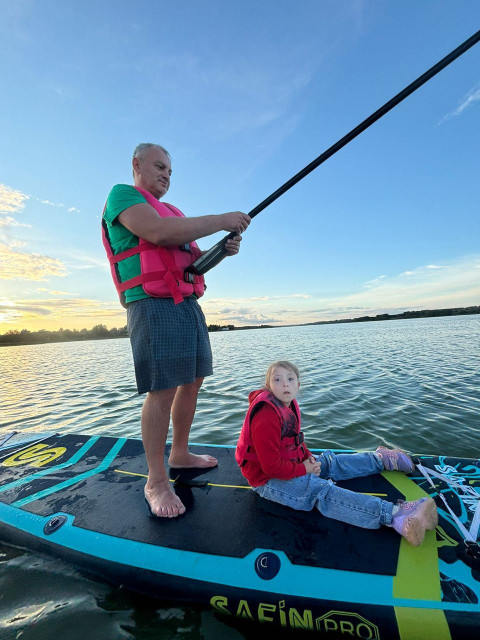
[236, 361, 437, 546]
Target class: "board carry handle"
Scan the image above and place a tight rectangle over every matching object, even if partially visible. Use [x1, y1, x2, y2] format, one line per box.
[185, 29, 480, 280]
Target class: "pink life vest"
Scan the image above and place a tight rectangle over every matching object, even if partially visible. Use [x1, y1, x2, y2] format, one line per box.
[235, 389, 306, 467]
[102, 186, 205, 307]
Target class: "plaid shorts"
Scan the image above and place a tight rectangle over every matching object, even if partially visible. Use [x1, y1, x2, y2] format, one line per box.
[127, 296, 213, 394]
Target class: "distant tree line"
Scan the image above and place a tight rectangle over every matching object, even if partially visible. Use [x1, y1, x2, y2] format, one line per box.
[0, 307, 477, 346]
[207, 324, 272, 332]
[0, 322, 273, 346]
[309, 306, 480, 326]
[0, 324, 128, 346]
[207, 324, 235, 332]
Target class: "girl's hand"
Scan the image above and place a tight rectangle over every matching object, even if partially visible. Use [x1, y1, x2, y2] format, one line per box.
[303, 458, 321, 476]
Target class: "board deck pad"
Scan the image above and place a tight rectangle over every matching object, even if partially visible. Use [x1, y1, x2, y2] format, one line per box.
[1, 431, 479, 639]
[0, 434, 402, 574]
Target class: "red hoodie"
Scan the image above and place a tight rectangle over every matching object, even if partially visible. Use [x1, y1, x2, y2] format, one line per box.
[238, 389, 313, 487]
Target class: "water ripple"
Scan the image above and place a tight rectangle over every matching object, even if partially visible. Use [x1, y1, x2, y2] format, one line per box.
[1, 316, 479, 457]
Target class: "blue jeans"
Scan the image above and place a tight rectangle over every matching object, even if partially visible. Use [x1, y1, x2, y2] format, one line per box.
[253, 451, 393, 529]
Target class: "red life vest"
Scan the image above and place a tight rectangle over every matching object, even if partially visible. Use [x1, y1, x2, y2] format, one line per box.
[235, 389, 306, 467]
[102, 186, 205, 307]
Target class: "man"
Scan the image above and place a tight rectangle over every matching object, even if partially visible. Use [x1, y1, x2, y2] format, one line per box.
[102, 143, 250, 518]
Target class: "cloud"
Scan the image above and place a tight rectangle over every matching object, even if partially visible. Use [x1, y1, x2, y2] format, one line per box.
[0, 183, 80, 216]
[210, 308, 279, 325]
[0, 243, 68, 281]
[364, 274, 387, 289]
[0, 296, 126, 329]
[37, 200, 80, 214]
[0, 216, 31, 228]
[40, 199, 64, 208]
[2, 256, 478, 330]
[203, 292, 318, 325]
[439, 86, 480, 124]
[0, 184, 30, 214]
[321, 257, 480, 319]
[36, 288, 75, 296]
[205, 293, 312, 306]
[33, 196, 81, 213]
[67, 251, 110, 271]
[203, 255, 480, 325]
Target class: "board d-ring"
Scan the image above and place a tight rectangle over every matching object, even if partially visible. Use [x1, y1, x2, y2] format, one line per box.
[44, 515, 68, 535]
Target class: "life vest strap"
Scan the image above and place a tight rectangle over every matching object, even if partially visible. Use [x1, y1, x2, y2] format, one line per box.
[240, 436, 305, 464]
[108, 242, 157, 265]
[118, 270, 184, 304]
[294, 432, 305, 446]
[109, 242, 203, 286]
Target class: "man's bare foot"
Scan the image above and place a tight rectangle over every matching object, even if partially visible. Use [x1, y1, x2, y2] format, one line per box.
[144, 482, 186, 518]
[168, 451, 218, 469]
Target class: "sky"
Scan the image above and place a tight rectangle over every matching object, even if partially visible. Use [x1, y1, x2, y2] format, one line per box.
[0, 0, 479, 332]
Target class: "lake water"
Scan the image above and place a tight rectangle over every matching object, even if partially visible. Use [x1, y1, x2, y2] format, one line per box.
[0, 315, 479, 638]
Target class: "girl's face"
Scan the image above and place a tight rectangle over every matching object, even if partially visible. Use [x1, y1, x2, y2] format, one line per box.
[268, 366, 300, 407]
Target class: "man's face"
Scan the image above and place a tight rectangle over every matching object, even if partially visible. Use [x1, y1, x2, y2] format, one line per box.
[133, 147, 172, 198]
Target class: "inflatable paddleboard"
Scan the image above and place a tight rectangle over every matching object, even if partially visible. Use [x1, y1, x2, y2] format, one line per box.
[0, 431, 478, 639]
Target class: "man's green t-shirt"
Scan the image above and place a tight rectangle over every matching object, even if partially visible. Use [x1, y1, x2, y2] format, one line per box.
[103, 184, 150, 304]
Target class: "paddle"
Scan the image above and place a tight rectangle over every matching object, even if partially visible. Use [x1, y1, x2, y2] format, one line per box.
[185, 29, 480, 281]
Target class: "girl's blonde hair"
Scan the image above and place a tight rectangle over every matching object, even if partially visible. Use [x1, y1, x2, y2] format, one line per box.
[265, 361, 300, 390]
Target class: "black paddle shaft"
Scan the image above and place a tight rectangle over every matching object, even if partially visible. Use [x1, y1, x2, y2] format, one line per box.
[186, 29, 480, 279]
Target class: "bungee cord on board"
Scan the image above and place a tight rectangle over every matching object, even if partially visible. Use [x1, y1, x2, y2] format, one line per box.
[415, 461, 480, 543]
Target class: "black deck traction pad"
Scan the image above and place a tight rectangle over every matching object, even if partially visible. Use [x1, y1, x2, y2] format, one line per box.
[0, 435, 120, 501]
[0, 435, 407, 576]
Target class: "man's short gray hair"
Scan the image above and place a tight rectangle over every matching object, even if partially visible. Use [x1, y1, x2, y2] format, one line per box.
[133, 143, 171, 162]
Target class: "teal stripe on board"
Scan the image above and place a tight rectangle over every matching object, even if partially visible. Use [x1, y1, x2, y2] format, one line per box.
[0, 436, 100, 493]
[12, 438, 126, 507]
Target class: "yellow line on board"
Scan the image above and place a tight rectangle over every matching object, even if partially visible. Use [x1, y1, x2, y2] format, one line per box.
[115, 469, 148, 479]
[113, 469, 387, 494]
[114, 469, 250, 489]
[207, 482, 252, 489]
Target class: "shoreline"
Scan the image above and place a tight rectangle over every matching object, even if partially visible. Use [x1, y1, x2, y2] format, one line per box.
[1, 306, 478, 347]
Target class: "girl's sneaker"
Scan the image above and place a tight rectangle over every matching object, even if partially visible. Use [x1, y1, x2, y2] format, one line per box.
[375, 446, 414, 473]
[392, 498, 438, 546]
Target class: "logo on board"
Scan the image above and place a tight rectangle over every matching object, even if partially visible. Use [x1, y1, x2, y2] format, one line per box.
[2, 444, 66, 467]
[316, 610, 380, 638]
[211, 596, 380, 636]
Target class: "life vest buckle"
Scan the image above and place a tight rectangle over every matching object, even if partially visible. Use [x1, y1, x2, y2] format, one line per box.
[294, 432, 304, 446]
